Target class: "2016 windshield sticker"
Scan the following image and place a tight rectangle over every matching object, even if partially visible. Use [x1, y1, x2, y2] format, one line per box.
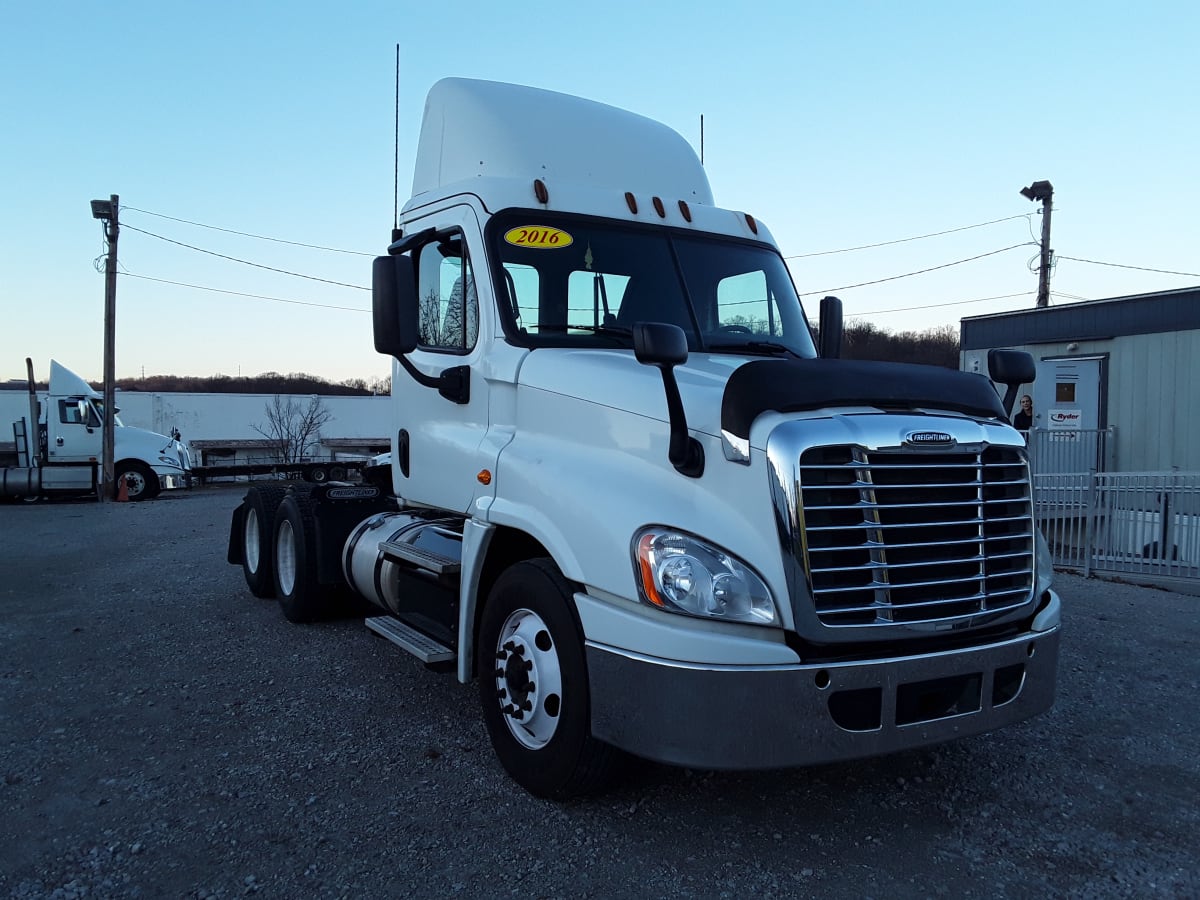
[504, 226, 574, 249]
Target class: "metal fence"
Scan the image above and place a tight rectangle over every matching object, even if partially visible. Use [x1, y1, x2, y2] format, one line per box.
[1026, 426, 1115, 477]
[1034, 470, 1200, 581]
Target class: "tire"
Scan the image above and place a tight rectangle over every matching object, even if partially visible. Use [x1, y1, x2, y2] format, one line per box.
[241, 484, 290, 598]
[308, 466, 329, 483]
[477, 558, 621, 799]
[273, 492, 334, 623]
[116, 461, 160, 501]
[329, 465, 348, 482]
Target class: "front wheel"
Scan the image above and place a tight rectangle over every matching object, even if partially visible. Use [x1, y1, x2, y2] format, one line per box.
[116, 461, 160, 501]
[477, 559, 621, 799]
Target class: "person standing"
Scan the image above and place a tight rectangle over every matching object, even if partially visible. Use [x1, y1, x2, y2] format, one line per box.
[1013, 394, 1034, 432]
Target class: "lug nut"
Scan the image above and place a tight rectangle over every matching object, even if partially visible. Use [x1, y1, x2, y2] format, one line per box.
[496, 688, 507, 699]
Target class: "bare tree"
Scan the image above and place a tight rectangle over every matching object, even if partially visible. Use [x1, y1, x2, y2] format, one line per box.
[252, 396, 333, 463]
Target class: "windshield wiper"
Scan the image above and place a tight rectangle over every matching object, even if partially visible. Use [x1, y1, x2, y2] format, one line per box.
[538, 323, 633, 344]
[705, 340, 799, 358]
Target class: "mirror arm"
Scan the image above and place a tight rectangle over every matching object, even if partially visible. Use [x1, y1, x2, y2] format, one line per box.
[657, 367, 704, 478]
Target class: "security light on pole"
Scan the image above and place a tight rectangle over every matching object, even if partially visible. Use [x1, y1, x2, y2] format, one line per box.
[1020, 181, 1053, 309]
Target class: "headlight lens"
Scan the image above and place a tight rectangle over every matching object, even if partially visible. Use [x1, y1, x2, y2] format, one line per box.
[633, 528, 777, 626]
[1035, 527, 1054, 595]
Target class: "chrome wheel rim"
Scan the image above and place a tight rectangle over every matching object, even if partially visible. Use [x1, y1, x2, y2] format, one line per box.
[276, 520, 296, 595]
[493, 608, 563, 749]
[244, 508, 261, 573]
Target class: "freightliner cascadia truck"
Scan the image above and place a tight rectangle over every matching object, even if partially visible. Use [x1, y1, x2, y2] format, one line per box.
[228, 78, 1059, 798]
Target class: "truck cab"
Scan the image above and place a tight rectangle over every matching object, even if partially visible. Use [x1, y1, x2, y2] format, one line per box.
[232, 79, 1059, 799]
[1, 360, 191, 501]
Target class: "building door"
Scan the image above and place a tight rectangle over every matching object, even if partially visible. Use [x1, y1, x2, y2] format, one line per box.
[1031, 356, 1107, 474]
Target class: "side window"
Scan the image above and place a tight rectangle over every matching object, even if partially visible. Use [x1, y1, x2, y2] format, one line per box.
[59, 399, 84, 425]
[716, 271, 781, 337]
[416, 236, 478, 352]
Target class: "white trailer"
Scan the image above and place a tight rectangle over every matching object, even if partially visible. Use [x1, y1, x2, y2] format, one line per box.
[1, 359, 191, 501]
[228, 79, 1060, 798]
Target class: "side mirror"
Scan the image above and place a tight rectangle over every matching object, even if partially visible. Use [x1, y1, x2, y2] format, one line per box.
[818, 295, 843, 359]
[633, 323, 703, 478]
[987, 349, 1036, 419]
[633, 321, 688, 367]
[372, 255, 419, 358]
[76, 399, 90, 423]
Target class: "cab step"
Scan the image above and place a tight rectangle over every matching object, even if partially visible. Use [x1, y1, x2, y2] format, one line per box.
[379, 539, 461, 576]
[365, 615, 456, 664]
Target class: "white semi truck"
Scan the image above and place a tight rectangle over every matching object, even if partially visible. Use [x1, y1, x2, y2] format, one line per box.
[0, 359, 191, 501]
[228, 79, 1060, 798]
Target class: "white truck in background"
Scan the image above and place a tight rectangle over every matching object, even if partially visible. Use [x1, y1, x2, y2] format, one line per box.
[228, 79, 1060, 798]
[0, 359, 191, 501]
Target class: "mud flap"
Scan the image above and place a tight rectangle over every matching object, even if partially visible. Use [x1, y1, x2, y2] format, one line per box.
[227, 504, 245, 565]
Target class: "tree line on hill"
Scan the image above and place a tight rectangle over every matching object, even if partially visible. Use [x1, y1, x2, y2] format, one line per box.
[9, 325, 959, 394]
[106, 372, 393, 396]
[840, 322, 959, 369]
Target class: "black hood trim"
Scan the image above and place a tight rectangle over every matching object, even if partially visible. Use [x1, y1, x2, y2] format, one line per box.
[721, 358, 1006, 441]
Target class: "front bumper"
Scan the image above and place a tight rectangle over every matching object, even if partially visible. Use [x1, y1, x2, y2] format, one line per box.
[586, 596, 1060, 770]
[158, 472, 192, 490]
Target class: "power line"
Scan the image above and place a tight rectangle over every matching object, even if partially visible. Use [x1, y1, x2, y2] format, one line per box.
[1056, 255, 1200, 279]
[121, 206, 375, 256]
[122, 272, 369, 312]
[849, 291, 1030, 317]
[784, 214, 1031, 259]
[122, 224, 370, 290]
[799, 243, 1035, 296]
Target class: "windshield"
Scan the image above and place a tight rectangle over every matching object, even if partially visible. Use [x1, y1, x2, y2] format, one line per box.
[489, 212, 817, 358]
[92, 400, 124, 427]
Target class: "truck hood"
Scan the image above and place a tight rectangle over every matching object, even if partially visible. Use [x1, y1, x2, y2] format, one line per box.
[116, 426, 190, 469]
[517, 349, 744, 437]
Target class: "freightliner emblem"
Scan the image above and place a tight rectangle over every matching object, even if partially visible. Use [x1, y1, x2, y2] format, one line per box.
[906, 431, 955, 446]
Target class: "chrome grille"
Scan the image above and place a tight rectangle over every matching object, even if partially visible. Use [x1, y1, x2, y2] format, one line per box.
[799, 445, 1034, 628]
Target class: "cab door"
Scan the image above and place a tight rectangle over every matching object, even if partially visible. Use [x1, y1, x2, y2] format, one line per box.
[47, 397, 101, 463]
[393, 204, 493, 513]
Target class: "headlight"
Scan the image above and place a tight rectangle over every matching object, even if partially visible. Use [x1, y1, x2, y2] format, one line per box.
[1035, 527, 1054, 596]
[157, 455, 182, 468]
[633, 528, 777, 626]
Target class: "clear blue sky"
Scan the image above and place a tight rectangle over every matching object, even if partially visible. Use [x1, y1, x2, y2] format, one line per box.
[2, 1, 1196, 383]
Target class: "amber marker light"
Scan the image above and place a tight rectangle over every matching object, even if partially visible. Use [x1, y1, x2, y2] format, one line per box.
[636, 533, 665, 607]
[477, 469, 492, 485]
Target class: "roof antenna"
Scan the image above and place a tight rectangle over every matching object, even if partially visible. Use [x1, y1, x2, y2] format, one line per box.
[700, 114, 705, 166]
[392, 44, 402, 244]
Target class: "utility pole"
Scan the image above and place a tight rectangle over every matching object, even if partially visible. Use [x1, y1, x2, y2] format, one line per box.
[1019, 180, 1053, 308]
[91, 194, 119, 501]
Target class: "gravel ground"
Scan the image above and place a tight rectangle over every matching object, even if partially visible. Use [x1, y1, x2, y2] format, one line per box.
[1, 485, 1197, 899]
